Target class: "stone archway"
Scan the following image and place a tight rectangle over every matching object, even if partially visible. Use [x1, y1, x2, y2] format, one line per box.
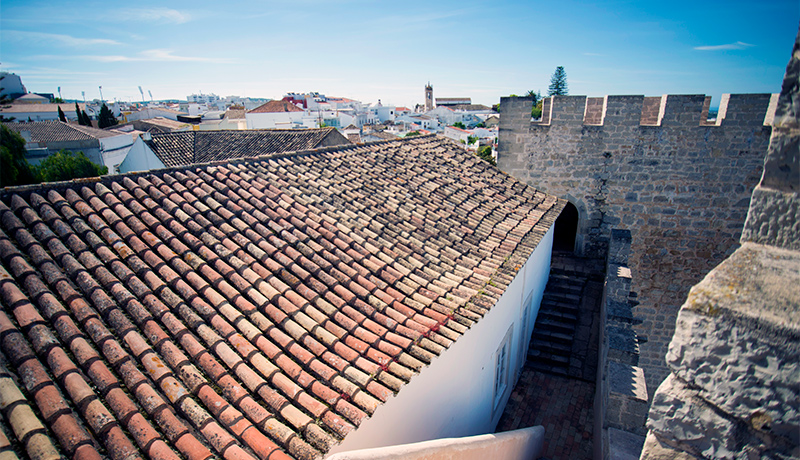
[553, 201, 579, 253]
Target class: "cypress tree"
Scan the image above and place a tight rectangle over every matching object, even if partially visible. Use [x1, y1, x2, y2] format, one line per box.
[98, 103, 117, 128]
[58, 106, 67, 122]
[75, 103, 85, 125]
[82, 110, 92, 126]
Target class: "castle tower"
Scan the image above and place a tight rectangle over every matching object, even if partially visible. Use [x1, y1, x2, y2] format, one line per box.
[425, 82, 433, 111]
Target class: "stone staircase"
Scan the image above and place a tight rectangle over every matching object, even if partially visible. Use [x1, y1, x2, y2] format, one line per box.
[527, 269, 587, 375]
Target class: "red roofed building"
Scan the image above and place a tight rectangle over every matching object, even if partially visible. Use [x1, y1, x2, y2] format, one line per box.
[0, 135, 562, 459]
[246, 100, 308, 129]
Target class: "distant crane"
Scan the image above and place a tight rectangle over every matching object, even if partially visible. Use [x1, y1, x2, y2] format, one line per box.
[81, 91, 85, 103]
[138, 86, 145, 104]
[57, 86, 62, 101]
[148, 90, 153, 102]
[98, 86, 104, 103]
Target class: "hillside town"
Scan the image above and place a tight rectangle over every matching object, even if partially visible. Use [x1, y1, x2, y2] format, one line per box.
[1, 71, 499, 175]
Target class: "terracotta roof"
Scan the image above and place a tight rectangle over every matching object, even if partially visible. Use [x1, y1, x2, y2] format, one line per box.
[146, 128, 350, 167]
[0, 135, 562, 460]
[248, 101, 304, 114]
[224, 108, 247, 120]
[0, 103, 86, 114]
[363, 131, 397, 140]
[448, 104, 492, 111]
[5, 121, 119, 143]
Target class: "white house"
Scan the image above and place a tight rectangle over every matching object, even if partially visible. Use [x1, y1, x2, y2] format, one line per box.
[246, 99, 308, 129]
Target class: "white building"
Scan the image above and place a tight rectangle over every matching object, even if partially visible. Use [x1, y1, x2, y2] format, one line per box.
[246, 100, 308, 129]
[0, 71, 26, 98]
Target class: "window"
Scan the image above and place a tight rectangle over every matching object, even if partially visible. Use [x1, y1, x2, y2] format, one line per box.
[493, 326, 513, 412]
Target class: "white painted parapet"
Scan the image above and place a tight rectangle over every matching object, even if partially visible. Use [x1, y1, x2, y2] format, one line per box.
[325, 425, 544, 460]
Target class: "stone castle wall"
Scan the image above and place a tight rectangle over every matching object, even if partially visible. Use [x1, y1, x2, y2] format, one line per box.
[498, 93, 775, 397]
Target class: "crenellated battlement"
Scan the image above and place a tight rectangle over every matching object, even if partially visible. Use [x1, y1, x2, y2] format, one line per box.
[530, 93, 778, 128]
[498, 90, 775, 401]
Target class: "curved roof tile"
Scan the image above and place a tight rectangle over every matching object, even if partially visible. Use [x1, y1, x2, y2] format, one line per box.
[0, 135, 562, 459]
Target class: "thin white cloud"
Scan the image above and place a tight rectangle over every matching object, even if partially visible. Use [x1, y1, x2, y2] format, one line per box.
[4, 30, 120, 46]
[120, 8, 191, 24]
[29, 49, 236, 64]
[694, 41, 755, 51]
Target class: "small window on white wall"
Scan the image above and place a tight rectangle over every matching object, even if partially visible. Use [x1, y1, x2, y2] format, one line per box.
[493, 326, 514, 413]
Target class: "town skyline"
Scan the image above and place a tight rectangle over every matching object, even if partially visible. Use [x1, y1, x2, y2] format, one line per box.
[2, 0, 798, 108]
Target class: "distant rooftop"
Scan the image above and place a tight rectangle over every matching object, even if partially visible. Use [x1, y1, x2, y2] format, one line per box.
[249, 100, 304, 113]
[145, 127, 350, 167]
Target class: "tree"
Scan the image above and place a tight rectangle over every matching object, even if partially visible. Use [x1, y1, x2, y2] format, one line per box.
[477, 145, 496, 166]
[0, 124, 37, 187]
[75, 103, 87, 126]
[453, 121, 466, 129]
[467, 135, 478, 145]
[81, 110, 92, 126]
[58, 106, 67, 123]
[526, 89, 544, 118]
[405, 131, 421, 137]
[34, 149, 107, 183]
[548, 66, 568, 96]
[525, 90, 542, 105]
[98, 103, 118, 128]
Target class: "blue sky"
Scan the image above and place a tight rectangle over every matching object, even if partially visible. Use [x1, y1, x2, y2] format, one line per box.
[1, 0, 797, 108]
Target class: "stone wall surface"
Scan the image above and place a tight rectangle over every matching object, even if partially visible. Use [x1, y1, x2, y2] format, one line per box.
[498, 91, 775, 398]
[595, 230, 647, 460]
[642, 28, 800, 460]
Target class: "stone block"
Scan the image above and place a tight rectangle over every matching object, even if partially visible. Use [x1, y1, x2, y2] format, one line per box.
[665, 243, 800, 445]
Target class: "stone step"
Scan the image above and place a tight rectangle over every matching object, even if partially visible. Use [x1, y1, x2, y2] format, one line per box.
[531, 338, 571, 355]
[527, 348, 570, 364]
[534, 317, 576, 335]
[538, 308, 578, 323]
[532, 328, 573, 344]
[526, 358, 569, 376]
[543, 291, 581, 303]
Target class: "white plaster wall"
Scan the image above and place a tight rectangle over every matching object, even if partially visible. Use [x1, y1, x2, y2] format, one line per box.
[325, 226, 554, 457]
[246, 112, 305, 129]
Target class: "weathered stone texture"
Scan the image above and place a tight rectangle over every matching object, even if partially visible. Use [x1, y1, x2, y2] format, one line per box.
[645, 243, 800, 459]
[643, 29, 800, 460]
[595, 230, 647, 460]
[498, 92, 775, 398]
[742, 33, 800, 251]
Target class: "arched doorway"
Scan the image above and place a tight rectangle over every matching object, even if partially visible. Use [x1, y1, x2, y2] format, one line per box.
[553, 201, 579, 253]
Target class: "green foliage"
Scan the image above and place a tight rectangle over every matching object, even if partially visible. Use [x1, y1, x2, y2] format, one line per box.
[98, 103, 117, 129]
[525, 90, 542, 105]
[34, 149, 107, 183]
[467, 135, 478, 145]
[81, 110, 92, 126]
[405, 131, 421, 137]
[58, 106, 67, 122]
[476, 122, 486, 128]
[532, 100, 543, 119]
[453, 121, 466, 129]
[0, 124, 37, 187]
[548, 66, 568, 96]
[53, 97, 65, 103]
[477, 145, 496, 166]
